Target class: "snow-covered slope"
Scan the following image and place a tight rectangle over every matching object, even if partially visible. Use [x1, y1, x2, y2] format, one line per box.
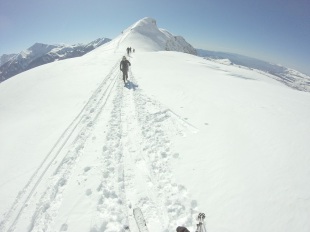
[197, 49, 310, 92]
[0, 17, 310, 232]
[0, 38, 111, 82]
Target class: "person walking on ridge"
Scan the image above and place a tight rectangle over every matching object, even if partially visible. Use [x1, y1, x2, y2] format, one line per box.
[120, 56, 131, 84]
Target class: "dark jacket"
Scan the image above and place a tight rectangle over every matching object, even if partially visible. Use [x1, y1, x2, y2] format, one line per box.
[176, 226, 190, 232]
[120, 60, 131, 72]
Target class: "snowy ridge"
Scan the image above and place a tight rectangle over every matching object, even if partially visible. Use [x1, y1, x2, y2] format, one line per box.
[1, 17, 310, 232]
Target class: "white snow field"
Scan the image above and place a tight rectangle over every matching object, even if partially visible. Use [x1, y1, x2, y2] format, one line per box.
[1, 17, 310, 232]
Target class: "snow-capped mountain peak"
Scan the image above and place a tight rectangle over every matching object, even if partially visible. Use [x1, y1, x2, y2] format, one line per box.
[130, 17, 158, 34]
[115, 17, 196, 55]
[15, 43, 58, 66]
[27, 43, 58, 55]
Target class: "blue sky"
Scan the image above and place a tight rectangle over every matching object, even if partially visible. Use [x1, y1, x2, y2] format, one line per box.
[1, 0, 309, 74]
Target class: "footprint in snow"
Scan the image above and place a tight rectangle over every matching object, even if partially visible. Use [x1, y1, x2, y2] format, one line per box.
[86, 189, 92, 196]
[60, 223, 68, 231]
[84, 166, 91, 172]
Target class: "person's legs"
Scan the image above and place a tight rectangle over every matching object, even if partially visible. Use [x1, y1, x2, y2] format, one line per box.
[123, 71, 126, 83]
[125, 72, 128, 81]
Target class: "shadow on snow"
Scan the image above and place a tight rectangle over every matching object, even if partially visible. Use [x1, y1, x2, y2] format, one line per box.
[125, 81, 138, 90]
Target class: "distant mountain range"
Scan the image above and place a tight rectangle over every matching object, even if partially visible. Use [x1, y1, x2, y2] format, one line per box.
[196, 49, 310, 92]
[0, 38, 111, 82]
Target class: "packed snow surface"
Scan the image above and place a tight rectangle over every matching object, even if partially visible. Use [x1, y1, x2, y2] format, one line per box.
[0, 17, 310, 232]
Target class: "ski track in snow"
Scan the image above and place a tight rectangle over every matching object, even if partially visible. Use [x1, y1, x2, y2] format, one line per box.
[0, 57, 198, 232]
[0, 60, 120, 232]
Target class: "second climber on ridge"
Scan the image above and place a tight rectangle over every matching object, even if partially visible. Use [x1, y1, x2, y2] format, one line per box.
[120, 56, 131, 85]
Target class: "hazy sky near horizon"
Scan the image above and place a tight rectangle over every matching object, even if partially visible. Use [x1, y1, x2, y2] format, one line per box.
[1, 0, 309, 74]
